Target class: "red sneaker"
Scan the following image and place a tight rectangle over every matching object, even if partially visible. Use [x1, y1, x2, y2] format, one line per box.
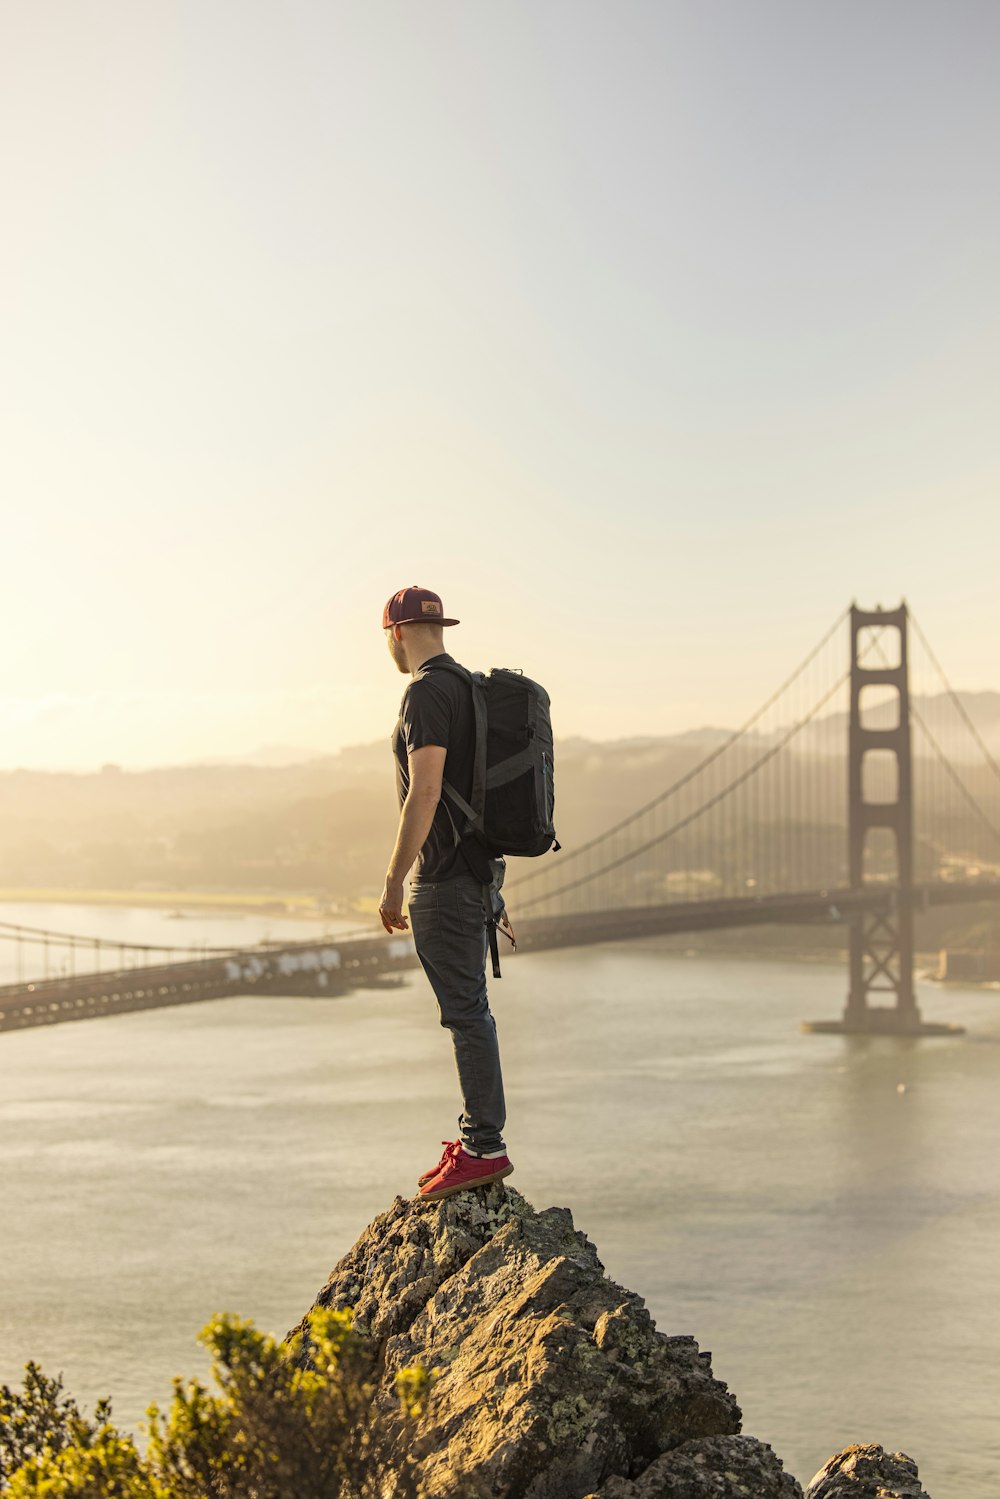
[417, 1139, 461, 1188]
[418, 1148, 513, 1202]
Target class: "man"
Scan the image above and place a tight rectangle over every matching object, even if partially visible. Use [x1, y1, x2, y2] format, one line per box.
[379, 584, 513, 1203]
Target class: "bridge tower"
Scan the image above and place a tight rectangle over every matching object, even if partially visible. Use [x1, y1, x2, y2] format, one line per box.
[845, 602, 918, 1031]
[806, 601, 959, 1036]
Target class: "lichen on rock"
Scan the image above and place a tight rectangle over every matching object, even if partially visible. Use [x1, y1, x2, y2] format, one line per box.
[804, 1444, 930, 1499]
[293, 1185, 746, 1498]
[290, 1190, 929, 1499]
[583, 1434, 803, 1497]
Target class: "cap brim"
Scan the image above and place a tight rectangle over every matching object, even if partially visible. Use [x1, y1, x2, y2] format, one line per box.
[392, 616, 460, 627]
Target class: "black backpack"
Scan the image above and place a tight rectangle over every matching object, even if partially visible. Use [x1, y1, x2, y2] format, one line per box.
[430, 663, 558, 858]
[427, 663, 560, 974]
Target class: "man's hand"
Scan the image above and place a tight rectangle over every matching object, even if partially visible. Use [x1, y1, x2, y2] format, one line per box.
[379, 878, 409, 935]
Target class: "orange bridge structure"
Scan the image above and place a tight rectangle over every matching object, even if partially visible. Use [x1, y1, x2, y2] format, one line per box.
[3, 602, 1000, 1037]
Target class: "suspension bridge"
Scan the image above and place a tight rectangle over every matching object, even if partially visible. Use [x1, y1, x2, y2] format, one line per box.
[2, 600, 999, 1036]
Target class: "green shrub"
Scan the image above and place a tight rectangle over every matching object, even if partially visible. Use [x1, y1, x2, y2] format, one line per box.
[5, 1429, 155, 1499]
[0, 1363, 115, 1491]
[1, 1309, 431, 1499]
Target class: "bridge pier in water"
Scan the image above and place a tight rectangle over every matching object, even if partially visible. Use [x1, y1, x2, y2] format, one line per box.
[805, 602, 962, 1037]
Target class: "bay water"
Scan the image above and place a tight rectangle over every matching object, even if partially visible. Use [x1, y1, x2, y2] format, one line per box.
[1, 903, 998, 1496]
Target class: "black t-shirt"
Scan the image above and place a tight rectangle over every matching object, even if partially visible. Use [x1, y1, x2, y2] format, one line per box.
[393, 653, 476, 882]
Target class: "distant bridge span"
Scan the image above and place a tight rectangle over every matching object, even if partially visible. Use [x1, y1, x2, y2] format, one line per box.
[514, 880, 1000, 952]
[3, 601, 1000, 1035]
[3, 878, 999, 1034]
[0, 934, 415, 1034]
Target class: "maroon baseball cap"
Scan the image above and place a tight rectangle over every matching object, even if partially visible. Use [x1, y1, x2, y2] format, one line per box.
[382, 585, 460, 629]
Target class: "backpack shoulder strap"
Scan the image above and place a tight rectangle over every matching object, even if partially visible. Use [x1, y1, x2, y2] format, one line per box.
[420, 660, 489, 833]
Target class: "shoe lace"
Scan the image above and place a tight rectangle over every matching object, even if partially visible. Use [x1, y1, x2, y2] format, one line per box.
[439, 1141, 467, 1177]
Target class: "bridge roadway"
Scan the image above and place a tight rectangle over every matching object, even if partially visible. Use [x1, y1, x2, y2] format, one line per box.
[0, 933, 416, 1033]
[512, 879, 1000, 951]
[2, 880, 998, 1032]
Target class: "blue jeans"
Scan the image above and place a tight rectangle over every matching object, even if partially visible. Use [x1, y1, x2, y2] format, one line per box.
[407, 871, 507, 1156]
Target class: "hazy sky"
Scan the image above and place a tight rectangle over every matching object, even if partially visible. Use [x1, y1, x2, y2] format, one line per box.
[3, 1, 999, 770]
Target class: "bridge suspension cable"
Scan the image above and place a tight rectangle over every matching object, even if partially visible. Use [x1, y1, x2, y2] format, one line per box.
[871, 625, 1000, 856]
[910, 609, 1000, 795]
[0, 918, 242, 954]
[513, 604, 852, 890]
[911, 707, 1000, 849]
[512, 608, 895, 913]
[517, 644, 860, 912]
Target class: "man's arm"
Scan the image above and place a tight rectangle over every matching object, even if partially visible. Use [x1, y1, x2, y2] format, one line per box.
[379, 744, 447, 934]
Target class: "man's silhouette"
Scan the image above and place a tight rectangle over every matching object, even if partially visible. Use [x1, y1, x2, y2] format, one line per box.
[379, 585, 512, 1201]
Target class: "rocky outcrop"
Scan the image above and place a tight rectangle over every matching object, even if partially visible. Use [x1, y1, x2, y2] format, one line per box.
[293, 1181, 785, 1499]
[584, 1435, 801, 1497]
[804, 1445, 930, 1499]
[292, 1184, 808, 1499]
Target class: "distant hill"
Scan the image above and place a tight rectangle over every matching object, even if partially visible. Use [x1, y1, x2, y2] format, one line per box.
[186, 743, 334, 768]
[788, 690, 1000, 760]
[7, 688, 997, 786]
[0, 689, 996, 902]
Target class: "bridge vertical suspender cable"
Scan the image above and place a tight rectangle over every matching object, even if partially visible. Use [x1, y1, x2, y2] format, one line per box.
[515, 612, 894, 917]
[911, 611, 1000, 793]
[871, 630, 1000, 859]
[517, 660, 859, 912]
[512, 605, 852, 900]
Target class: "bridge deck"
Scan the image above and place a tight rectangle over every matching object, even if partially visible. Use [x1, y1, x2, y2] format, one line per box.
[2, 881, 998, 1032]
[0, 934, 416, 1033]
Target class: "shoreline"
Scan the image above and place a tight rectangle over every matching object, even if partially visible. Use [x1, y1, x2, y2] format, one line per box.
[0, 888, 335, 919]
[1, 891, 996, 991]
